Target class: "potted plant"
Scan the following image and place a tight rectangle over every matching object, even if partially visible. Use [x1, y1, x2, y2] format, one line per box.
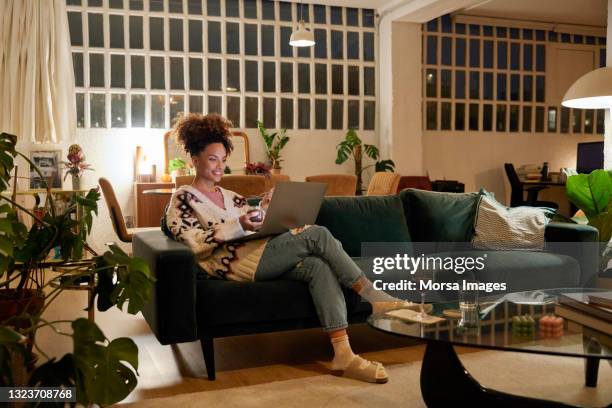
[0, 132, 156, 405]
[257, 121, 290, 174]
[169, 157, 188, 180]
[245, 161, 271, 177]
[335, 129, 395, 195]
[61, 144, 93, 190]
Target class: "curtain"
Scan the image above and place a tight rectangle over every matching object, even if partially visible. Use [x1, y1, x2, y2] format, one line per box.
[0, 0, 76, 143]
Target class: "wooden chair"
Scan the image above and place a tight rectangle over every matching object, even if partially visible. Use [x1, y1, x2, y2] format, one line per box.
[366, 173, 401, 196]
[305, 174, 357, 196]
[98, 178, 158, 243]
[396, 176, 433, 193]
[175, 175, 195, 188]
[218, 175, 267, 197]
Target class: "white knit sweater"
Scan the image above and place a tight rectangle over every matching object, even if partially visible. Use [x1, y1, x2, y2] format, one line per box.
[165, 185, 269, 282]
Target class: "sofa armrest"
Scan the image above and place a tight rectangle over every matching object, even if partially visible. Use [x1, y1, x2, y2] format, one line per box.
[133, 230, 199, 344]
[544, 222, 599, 287]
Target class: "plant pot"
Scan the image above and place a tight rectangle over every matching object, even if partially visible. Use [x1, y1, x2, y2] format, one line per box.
[72, 174, 81, 190]
[0, 289, 45, 327]
[271, 168, 281, 175]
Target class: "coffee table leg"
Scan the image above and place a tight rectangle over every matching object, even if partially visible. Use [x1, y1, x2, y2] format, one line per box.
[585, 357, 599, 387]
[420, 341, 577, 408]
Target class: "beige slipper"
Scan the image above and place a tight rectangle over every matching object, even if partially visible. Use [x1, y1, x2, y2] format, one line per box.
[372, 300, 433, 315]
[331, 355, 389, 384]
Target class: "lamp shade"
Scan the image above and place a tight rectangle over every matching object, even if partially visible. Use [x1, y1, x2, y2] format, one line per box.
[289, 20, 315, 47]
[562, 67, 612, 109]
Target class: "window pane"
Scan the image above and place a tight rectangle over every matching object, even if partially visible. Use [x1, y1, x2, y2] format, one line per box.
[208, 21, 221, 53]
[314, 29, 327, 59]
[510, 43, 520, 70]
[348, 100, 359, 129]
[441, 70, 451, 98]
[497, 73, 507, 100]
[510, 74, 520, 101]
[208, 59, 221, 90]
[497, 41, 507, 69]
[363, 9, 374, 27]
[347, 32, 359, 60]
[129, 16, 143, 48]
[364, 67, 375, 96]
[131, 94, 145, 127]
[170, 57, 184, 90]
[298, 63, 310, 94]
[110, 55, 125, 88]
[469, 104, 478, 131]
[226, 22, 239, 54]
[150, 0, 163, 11]
[245, 24, 257, 56]
[298, 42, 310, 58]
[332, 65, 343, 94]
[189, 95, 203, 114]
[227, 59, 240, 91]
[111, 94, 126, 127]
[596, 109, 605, 134]
[188, 0, 202, 14]
[298, 99, 310, 129]
[455, 103, 465, 130]
[131, 56, 145, 88]
[426, 69, 437, 98]
[482, 104, 493, 131]
[68, 12, 83, 46]
[90, 94, 106, 128]
[331, 31, 343, 59]
[261, 25, 274, 56]
[548, 107, 557, 132]
[171, 96, 184, 125]
[469, 72, 479, 99]
[441, 37, 452, 66]
[560, 107, 570, 133]
[280, 27, 293, 57]
[262, 1, 275, 20]
[315, 100, 327, 129]
[469, 39, 480, 67]
[426, 102, 437, 130]
[348, 66, 359, 96]
[483, 40, 493, 68]
[226, 0, 239, 17]
[363, 32, 374, 61]
[88, 13, 104, 47]
[150, 17, 164, 50]
[330, 6, 342, 24]
[129, 0, 143, 10]
[281, 98, 293, 129]
[331, 100, 343, 129]
[263, 61, 275, 92]
[109, 15, 124, 48]
[281, 62, 293, 93]
[427, 36, 437, 65]
[535, 106, 545, 132]
[189, 58, 203, 90]
[509, 105, 519, 132]
[227, 96, 240, 127]
[572, 109, 582, 133]
[279, 2, 292, 21]
[76, 93, 85, 127]
[89, 53, 105, 87]
[483, 72, 493, 100]
[169, 0, 182, 13]
[441, 102, 451, 130]
[535, 76, 545, 102]
[243, 97, 257, 128]
[263, 97, 276, 128]
[523, 75, 533, 101]
[536, 44, 545, 71]
[244, 0, 257, 18]
[245, 60, 258, 92]
[73, 53, 84, 87]
[314, 5, 326, 24]
[455, 38, 465, 67]
[346, 8, 358, 26]
[315, 64, 327, 94]
[522, 106, 532, 132]
[207, 0, 220, 16]
[523, 44, 533, 70]
[496, 105, 507, 131]
[189, 20, 203, 52]
[455, 71, 465, 99]
[208, 95, 222, 114]
[151, 57, 165, 89]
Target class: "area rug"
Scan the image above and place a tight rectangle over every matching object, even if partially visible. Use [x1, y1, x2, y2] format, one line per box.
[122, 350, 612, 407]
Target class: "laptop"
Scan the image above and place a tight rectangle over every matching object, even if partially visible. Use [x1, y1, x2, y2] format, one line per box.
[228, 181, 327, 242]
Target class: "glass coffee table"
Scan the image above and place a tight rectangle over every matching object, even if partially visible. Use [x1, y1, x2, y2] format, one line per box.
[368, 288, 611, 408]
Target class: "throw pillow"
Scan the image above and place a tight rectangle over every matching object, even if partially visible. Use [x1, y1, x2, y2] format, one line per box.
[472, 195, 555, 250]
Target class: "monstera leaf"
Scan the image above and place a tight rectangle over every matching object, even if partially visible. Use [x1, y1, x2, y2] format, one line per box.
[566, 170, 612, 219]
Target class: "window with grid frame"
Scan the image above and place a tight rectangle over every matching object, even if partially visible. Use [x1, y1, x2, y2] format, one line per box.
[67, 0, 377, 131]
[422, 15, 607, 136]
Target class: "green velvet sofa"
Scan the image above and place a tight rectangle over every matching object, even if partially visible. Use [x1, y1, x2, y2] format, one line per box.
[133, 189, 599, 380]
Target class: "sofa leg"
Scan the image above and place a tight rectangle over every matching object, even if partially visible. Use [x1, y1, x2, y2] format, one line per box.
[200, 337, 216, 380]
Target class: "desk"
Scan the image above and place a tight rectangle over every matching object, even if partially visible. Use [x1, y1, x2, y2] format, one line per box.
[134, 182, 173, 227]
[521, 179, 565, 187]
[143, 188, 176, 195]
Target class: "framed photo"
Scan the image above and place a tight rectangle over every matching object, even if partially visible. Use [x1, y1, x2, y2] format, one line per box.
[30, 150, 62, 189]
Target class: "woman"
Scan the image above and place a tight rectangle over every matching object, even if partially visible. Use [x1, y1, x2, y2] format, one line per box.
[166, 113, 410, 384]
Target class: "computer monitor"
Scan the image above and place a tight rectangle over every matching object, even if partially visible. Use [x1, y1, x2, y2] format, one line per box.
[576, 142, 604, 174]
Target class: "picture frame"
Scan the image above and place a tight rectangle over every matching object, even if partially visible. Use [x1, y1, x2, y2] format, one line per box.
[30, 150, 62, 189]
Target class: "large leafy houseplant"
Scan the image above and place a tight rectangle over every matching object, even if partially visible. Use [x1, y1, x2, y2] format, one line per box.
[335, 129, 395, 195]
[0, 132, 156, 405]
[257, 121, 290, 171]
[565, 169, 612, 271]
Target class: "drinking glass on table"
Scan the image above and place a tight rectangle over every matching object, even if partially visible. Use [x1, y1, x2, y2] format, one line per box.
[458, 281, 480, 328]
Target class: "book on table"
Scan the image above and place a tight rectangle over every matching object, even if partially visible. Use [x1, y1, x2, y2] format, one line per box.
[554, 291, 612, 336]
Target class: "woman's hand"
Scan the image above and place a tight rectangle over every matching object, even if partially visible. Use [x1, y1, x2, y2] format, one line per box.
[260, 187, 275, 210]
[239, 211, 263, 231]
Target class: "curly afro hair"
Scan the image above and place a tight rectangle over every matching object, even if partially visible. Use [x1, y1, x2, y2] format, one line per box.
[173, 113, 234, 157]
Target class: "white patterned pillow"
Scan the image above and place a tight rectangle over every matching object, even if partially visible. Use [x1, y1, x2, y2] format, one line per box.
[472, 195, 554, 250]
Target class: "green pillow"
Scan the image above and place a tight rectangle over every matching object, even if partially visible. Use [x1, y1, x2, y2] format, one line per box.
[399, 189, 480, 242]
[315, 195, 412, 257]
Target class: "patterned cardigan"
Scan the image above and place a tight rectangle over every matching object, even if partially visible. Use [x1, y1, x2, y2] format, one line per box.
[165, 185, 269, 282]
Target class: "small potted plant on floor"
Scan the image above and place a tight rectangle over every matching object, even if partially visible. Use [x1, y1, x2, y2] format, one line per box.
[257, 121, 290, 174]
[335, 129, 395, 195]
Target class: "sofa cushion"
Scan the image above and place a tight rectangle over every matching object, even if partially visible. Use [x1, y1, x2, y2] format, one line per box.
[315, 195, 412, 257]
[400, 189, 480, 243]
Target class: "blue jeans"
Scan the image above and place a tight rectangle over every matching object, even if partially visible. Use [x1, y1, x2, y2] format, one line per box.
[255, 225, 365, 332]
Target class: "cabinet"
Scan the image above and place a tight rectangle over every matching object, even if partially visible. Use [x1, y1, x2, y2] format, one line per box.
[134, 182, 173, 227]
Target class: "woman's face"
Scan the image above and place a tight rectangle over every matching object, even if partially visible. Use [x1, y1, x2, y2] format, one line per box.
[192, 142, 227, 184]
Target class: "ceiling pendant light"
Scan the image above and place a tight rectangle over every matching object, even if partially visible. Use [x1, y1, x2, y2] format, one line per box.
[290, 1, 315, 47]
[562, 67, 612, 109]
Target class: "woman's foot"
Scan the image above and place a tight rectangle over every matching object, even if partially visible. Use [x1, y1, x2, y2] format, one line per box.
[331, 355, 389, 384]
[371, 300, 433, 315]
